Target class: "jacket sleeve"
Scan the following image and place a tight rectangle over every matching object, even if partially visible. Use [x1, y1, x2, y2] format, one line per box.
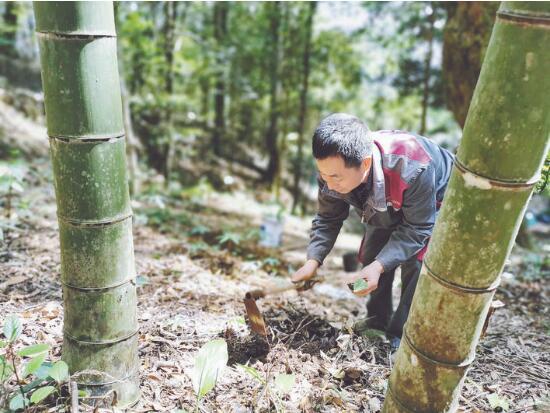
[375, 164, 436, 271]
[306, 176, 350, 265]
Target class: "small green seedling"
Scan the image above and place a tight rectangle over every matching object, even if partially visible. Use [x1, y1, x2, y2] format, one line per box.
[1, 315, 71, 412]
[352, 278, 369, 292]
[190, 338, 228, 412]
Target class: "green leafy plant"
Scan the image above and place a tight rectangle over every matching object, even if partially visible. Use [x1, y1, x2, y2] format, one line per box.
[243, 228, 261, 241]
[188, 241, 212, 256]
[487, 393, 509, 412]
[237, 363, 296, 412]
[177, 178, 215, 204]
[353, 278, 369, 292]
[190, 339, 228, 412]
[237, 363, 266, 384]
[189, 224, 210, 236]
[216, 231, 243, 248]
[227, 316, 246, 328]
[1, 315, 70, 412]
[0, 162, 26, 248]
[262, 257, 281, 272]
[274, 373, 295, 395]
[534, 154, 549, 195]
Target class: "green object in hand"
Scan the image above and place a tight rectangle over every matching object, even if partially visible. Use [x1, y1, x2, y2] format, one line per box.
[351, 278, 369, 292]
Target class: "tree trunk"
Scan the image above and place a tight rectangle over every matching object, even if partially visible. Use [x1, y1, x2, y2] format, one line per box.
[291, 2, 316, 214]
[121, 76, 141, 197]
[442, 2, 499, 128]
[213, 2, 228, 157]
[383, 2, 550, 412]
[264, 1, 281, 185]
[33, 2, 139, 407]
[200, 76, 210, 123]
[114, 4, 141, 197]
[163, 1, 177, 184]
[419, 2, 434, 136]
[1, 2, 18, 57]
[273, 2, 292, 201]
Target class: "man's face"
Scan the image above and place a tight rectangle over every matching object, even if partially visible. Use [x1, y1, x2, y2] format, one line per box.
[316, 156, 372, 194]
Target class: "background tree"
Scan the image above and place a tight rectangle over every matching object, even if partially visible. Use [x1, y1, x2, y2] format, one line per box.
[212, 1, 228, 157]
[291, 2, 316, 213]
[442, 1, 499, 128]
[0, 2, 18, 57]
[263, 2, 282, 186]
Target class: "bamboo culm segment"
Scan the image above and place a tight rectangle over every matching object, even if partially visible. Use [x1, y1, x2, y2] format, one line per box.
[426, 167, 533, 289]
[63, 281, 138, 342]
[37, 36, 124, 139]
[457, 4, 550, 181]
[63, 335, 140, 403]
[50, 137, 131, 223]
[384, 2, 550, 412]
[33, 1, 139, 407]
[63, 333, 139, 379]
[59, 217, 135, 289]
[33, 2, 116, 35]
[406, 266, 496, 365]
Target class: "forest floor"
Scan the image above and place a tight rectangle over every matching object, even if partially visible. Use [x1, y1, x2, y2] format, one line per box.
[1, 157, 549, 413]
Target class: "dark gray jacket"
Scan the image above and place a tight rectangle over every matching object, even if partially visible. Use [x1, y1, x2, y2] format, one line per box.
[306, 130, 454, 271]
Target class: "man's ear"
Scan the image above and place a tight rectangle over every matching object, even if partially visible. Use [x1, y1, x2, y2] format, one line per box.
[363, 156, 372, 170]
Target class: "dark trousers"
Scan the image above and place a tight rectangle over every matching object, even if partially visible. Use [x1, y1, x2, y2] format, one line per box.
[361, 228, 422, 339]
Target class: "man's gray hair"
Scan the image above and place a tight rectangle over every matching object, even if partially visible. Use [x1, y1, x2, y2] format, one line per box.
[312, 113, 372, 167]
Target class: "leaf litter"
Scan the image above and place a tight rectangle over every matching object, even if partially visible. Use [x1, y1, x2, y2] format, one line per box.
[1, 168, 549, 412]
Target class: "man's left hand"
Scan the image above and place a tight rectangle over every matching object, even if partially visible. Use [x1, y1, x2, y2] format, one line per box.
[342, 260, 385, 297]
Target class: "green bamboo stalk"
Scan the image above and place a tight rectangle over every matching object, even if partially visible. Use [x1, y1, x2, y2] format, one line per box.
[383, 2, 550, 412]
[33, 1, 139, 407]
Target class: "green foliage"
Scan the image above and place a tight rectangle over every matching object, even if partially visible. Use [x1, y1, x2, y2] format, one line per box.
[353, 278, 369, 292]
[0, 316, 69, 411]
[16, 344, 49, 358]
[216, 231, 242, 247]
[237, 364, 296, 410]
[191, 338, 228, 400]
[189, 225, 211, 236]
[535, 153, 549, 196]
[8, 393, 28, 412]
[3, 316, 21, 343]
[139, 203, 192, 233]
[0, 167, 24, 194]
[233, 316, 246, 325]
[517, 251, 549, 281]
[22, 354, 46, 378]
[34, 362, 53, 381]
[237, 363, 265, 385]
[0, 355, 14, 381]
[29, 386, 56, 404]
[487, 393, 509, 412]
[187, 241, 212, 256]
[262, 257, 281, 271]
[0, 161, 28, 245]
[273, 373, 295, 395]
[48, 361, 69, 384]
[179, 178, 215, 202]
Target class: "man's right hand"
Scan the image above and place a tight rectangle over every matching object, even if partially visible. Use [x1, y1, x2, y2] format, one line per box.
[291, 259, 320, 283]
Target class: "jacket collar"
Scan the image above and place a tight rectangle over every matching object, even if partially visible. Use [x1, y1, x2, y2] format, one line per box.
[368, 143, 387, 211]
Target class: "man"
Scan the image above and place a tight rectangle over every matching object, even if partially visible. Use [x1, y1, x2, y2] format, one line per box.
[291, 113, 454, 352]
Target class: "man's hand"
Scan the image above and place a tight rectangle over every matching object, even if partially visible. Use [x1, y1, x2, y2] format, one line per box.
[342, 260, 384, 297]
[291, 259, 320, 283]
